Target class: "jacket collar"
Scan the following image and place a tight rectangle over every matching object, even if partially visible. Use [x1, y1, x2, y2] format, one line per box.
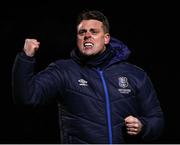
[71, 37, 131, 68]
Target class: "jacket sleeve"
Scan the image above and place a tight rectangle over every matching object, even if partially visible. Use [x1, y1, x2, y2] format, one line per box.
[137, 73, 164, 142]
[12, 52, 65, 106]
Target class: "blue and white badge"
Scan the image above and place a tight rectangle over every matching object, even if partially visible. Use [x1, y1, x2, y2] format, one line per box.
[118, 76, 128, 88]
[118, 76, 131, 94]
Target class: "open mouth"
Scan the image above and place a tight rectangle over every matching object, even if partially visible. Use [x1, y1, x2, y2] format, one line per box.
[84, 42, 94, 49]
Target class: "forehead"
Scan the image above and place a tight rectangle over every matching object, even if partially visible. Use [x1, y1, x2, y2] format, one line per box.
[77, 20, 103, 30]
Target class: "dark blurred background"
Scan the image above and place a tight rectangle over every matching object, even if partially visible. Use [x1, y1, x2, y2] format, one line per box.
[0, 0, 179, 143]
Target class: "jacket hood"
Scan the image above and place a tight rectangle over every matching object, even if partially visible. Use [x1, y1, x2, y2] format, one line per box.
[109, 37, 131, 63]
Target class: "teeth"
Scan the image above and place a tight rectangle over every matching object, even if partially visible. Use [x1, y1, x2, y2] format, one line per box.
[84, 42, 93, 47]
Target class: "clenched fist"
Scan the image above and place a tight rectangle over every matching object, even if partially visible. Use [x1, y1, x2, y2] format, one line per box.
[23, 39, 40, 57]
[124, 115, 143, 135]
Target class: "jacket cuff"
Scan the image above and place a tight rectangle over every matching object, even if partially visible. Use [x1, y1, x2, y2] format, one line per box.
[19, 51, 35, 62]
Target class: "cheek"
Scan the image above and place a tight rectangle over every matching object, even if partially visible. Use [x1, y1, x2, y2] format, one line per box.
[77, 38, 83, 46]
[77, 43, 84, 52]
[96, 39, 105, 47]
[77, 37, 83, 43]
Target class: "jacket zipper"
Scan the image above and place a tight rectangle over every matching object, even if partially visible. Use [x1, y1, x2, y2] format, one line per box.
[98, 70, 112, 144]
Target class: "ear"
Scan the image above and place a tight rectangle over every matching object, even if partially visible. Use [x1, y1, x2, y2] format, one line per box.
[104, 33, 110, 45]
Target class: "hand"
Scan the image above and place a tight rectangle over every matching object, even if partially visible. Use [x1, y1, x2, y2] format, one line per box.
[23, 39, 40, 57]
[124, 115, 143, 135]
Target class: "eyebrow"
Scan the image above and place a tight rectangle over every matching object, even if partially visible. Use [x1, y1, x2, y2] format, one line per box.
[78, 28, 99, 32]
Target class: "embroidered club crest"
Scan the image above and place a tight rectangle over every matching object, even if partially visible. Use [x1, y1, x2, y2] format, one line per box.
[118, 77, 128, 88]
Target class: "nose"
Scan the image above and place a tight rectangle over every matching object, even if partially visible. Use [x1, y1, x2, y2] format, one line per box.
[84, 31, 91, 39]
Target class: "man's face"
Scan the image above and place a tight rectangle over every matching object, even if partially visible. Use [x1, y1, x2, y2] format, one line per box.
[77, 20, 110, 56]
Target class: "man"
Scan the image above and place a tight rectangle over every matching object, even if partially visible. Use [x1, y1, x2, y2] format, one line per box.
[12, 10, 164, 143]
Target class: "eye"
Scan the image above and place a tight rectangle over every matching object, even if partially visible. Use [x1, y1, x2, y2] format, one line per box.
[78, 30, 86, 36]
[90, 30, 98, 35]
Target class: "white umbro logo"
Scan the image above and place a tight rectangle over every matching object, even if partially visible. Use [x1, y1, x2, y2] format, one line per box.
[78, 79, 88, 86]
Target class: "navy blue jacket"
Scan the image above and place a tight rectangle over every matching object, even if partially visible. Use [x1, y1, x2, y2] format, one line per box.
[12, 37, 164, 143]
